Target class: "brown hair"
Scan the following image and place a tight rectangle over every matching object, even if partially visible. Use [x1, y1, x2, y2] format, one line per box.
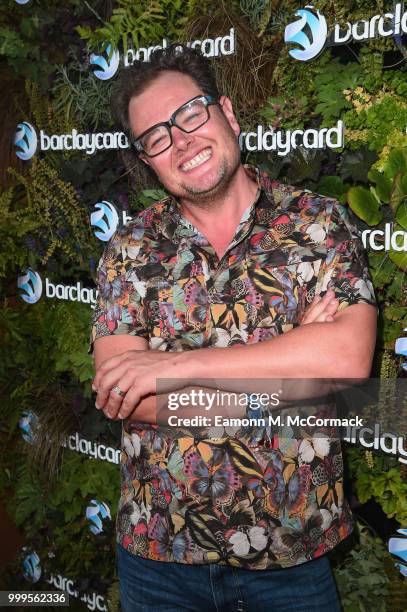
[110, 44, 220, 140]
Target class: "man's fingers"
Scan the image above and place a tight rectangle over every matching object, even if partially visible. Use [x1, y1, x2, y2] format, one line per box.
[118, 385, 144, 419]
[302, 290, 338, 324]
[310, 309, 336, 323]
[95, 362, 131, 409]
[304, 292, 330, 318]
[302, 300, 338, 324]
[309, 289, 334, 313]
[99, 370, 138, 419]
[95, 356, 146, 409]
[100, 386, 127, 419]
[93, 350, 141, 389]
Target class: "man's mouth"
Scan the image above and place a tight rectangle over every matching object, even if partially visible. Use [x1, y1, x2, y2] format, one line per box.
[180, 147, 212, 172]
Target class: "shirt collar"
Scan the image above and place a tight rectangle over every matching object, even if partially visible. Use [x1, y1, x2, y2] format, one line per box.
[243, 164, 276, 207]
[162, 164, 275, 242]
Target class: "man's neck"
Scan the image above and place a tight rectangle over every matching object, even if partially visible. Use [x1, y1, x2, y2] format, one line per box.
[177, 165, 259, 260]
[179, 164, 259, 233]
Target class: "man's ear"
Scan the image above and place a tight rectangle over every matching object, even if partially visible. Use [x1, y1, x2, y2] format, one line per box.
[219, 95, 241, 137]
[139, 152, 151, 167]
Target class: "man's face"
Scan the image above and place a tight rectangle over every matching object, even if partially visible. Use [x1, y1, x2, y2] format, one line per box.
[128, 71, 241, 204]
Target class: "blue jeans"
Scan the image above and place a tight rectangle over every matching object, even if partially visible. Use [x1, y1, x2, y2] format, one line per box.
[117, 544, 342, 612]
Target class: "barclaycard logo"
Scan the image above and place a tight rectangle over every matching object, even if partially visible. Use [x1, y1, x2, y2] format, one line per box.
[14, 122, 38, 160]
[91, 201, 119, 241]
[62, 432, 121, 464]
[47, 572, 107, 611]
[18, 268, 43, 304]
[239, 120, 344, 154]
[91, 29, 236, 80]
[388, 528, 407, 577]
[19, 410, 39, 444]
[361, 225, 407, 253]
[284, 6, 327, 61]
[90, 44, 120, 80]
[344, 423, 407, 465]
[86, 499, 111, 535]
[286, 3, 407, 61]
[17, 269, 98, 307]
[22, 552, 41, 583]
[14, 121, 129, 160]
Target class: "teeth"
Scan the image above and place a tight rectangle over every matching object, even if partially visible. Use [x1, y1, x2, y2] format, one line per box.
[181, 148, 212, 171]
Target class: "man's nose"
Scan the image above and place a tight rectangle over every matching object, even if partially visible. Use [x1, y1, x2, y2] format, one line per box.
[171, 126, 193, 150]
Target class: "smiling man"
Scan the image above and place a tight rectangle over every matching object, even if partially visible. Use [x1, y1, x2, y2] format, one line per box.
[90, 45, 377, 611]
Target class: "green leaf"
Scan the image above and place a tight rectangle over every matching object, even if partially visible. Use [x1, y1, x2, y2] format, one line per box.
[317, 176, 348, 202]
[340, 147, 378, 183]
[384, 147, 407, 179]
[384, 305, 406, 321]
[347, 186, 383, 225]
[396, 201, 407, 229]
[75, 25, 92, 41]
[390, 173, 407, 212]
[315, 90, 350, 122]
[367, 169, 391, 203]
[389, 231, 407, 269]
[0, 27, 27, 59]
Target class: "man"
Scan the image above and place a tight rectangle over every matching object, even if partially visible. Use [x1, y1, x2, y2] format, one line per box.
[90, 45, 377, 611]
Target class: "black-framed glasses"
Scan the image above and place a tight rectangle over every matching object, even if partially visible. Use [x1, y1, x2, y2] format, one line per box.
[133, 94, 218, 157]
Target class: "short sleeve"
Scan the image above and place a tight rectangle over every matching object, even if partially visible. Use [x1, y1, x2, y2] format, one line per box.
[88, 223, 149, 355]
[315, 200, 378, 313]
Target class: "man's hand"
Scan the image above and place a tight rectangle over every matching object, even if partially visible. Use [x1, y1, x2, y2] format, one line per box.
[300, 288, 339, 324]
[93, 349, 184, 420]
[93, 289, 339, 421]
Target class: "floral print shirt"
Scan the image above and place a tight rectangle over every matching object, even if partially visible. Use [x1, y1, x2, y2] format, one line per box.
[90, 165, 376, 569]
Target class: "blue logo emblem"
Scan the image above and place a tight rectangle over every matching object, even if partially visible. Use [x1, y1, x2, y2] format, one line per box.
[91, 201, 119, 241]
[90, 44, 120, 80]
[15, 0, 31, 4]
[17, 268, 42, 304]
[86, 499, 111, 535]
[14, 122, 38, 160]
[19, 411, 39, 444]
[395, 329, 407, 371]
[389, 528, 407, 577]
[284, 6, 327, 61]
[22, 552, 41, 583]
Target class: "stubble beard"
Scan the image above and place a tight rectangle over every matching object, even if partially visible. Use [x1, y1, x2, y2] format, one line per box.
[178, 148, 241, 209]
[158, 128, 241, 209]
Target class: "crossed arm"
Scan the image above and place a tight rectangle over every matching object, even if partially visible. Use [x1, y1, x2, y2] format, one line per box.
[92, 289, 377, 424]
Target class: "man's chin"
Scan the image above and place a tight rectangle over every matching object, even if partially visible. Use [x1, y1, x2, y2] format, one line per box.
[178, 165, 232, 202]
[183, 179, 223, 198]
[157, 172, 218, 202]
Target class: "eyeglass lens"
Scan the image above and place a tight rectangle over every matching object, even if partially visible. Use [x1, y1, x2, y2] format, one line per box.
[140, 98, 209, 156]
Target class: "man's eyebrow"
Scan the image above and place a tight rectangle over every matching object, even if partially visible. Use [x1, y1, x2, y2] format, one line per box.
[142, 96, 201, 130]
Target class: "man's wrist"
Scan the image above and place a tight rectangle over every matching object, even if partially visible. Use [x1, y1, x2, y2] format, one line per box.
[176, 346, 214, 380]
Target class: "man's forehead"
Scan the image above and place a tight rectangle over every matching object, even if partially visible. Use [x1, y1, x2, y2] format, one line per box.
[129, 72, 202, 132]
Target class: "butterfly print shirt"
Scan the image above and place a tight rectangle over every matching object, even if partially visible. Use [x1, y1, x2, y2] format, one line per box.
[90, 165, 377, 569]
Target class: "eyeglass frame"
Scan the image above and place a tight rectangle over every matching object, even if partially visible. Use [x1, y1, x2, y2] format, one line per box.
[132, 94, 219, 157]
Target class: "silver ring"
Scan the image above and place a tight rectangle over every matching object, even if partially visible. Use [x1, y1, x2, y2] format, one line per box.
[112, 385, 125, 397]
